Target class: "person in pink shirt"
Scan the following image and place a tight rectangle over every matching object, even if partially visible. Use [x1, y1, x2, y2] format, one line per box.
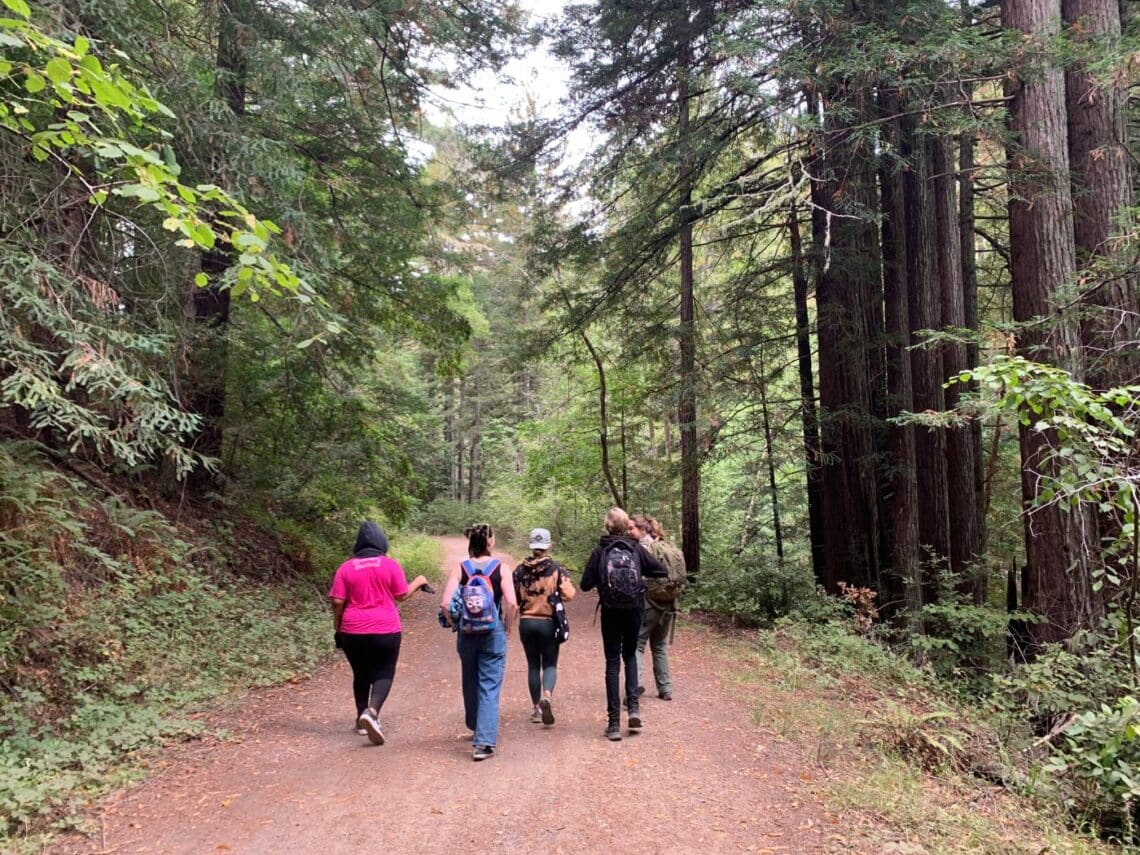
[329, 522, 431, 745]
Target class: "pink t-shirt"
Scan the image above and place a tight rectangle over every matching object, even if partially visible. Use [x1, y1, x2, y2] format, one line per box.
[328, 556, 409, 634]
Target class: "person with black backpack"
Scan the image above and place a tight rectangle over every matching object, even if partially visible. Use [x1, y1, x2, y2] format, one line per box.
[630, 514, 687, 702]
[580, 507, 667, 741]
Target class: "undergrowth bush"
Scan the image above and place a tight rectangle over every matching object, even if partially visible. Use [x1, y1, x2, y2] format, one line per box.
[994, 615, 1140, 842]
[389, 532, 445, 582]
[685, 550, 820, 624]
[0, 443, 329, 841]
[411, 497, 486, 536]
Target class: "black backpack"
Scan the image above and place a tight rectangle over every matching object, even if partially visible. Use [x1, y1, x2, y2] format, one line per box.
[598, 540, 645, 608]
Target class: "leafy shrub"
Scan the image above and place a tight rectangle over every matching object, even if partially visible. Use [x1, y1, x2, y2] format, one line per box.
[389, 532, 444, 583]
[1044, 697, 1140, 842]
[686, 550, 820, 624]
[993, 616, 1140, 840]
[411, 497, 488, 536]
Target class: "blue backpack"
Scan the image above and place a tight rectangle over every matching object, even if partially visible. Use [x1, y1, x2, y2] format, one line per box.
[458, 559, 500, 634]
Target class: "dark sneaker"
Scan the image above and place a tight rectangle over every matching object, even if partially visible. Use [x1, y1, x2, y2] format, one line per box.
[530, 706, 543, 724]
[659, 691, 673, 701]
[473, 744, 495, 761]
[628, 710, 643, 732]
[605, 723, 622, 741]
[358, 711, 385, 746]
[539, 697, 555, 725]
[637, 685, 646, 696]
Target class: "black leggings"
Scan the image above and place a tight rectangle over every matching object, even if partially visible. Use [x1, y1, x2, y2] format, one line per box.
[340, 632, 402, 716]
[518, 618, 560, 704]
[600, 606, 642, 723]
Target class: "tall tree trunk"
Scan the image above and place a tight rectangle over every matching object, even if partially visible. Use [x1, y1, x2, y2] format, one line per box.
[1064, 0, 1137, 388]
[959, 78, 988, 561]
[790, 197, 826, 584]
[620, 408, 629, 508]
[1004, 0, 1102, 646]
[879, 108, 924, 628]
[455, 376, 465, 501]
[580, 329, 623, 508]
[811, 88, 883, 593]
[933, 136, 983, 600]
[758, 359, 784, 561]
[677, 49, 701, 574]
[902, 119, 951, 595]
[187, 0, 249, 487]
[1065, 0, 1135, 585]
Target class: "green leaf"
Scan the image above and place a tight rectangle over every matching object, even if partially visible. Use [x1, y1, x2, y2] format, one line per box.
[2, 0, 31, 18]
[194, 272, 209, 288]
[24, 71, 45, 93]
[74, 35, 90, 57]
[45, 58, 71, 85]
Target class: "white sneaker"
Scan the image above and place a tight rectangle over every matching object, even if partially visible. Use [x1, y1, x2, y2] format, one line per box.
[357, 711, 385, 745]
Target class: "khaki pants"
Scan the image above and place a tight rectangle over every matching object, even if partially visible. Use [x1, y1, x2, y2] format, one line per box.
[636, 598, 674, 695]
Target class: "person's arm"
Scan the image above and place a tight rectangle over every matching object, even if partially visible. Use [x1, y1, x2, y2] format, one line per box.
[557, 564, 577, 601]
[512, 568, 526, 613]
[580, 549, 600, 591]
[395, 575, 429, 602]
[499, 569, 518, 635]
[637, 545, 667, 577]
[439, 564, 463, 625]
[330, 598, 346, 633]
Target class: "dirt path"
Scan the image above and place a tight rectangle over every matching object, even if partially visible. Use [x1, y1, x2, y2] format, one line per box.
[52, 537, 850, 854]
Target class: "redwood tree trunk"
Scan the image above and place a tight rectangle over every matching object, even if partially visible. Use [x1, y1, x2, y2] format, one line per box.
[1064, 0, 1137, 389]
[677, 51, 701, 574]
[903, 121, 950, 591]
[933, 136, 982, 599]
[1004, 0, 1102, 646]
[186, 0, 249, 487]
[811, 89, 883, 593]
[790, 198, 827, 585]
[879, 109, 923, 625]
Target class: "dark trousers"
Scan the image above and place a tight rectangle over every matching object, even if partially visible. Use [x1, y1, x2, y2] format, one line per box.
[340, 632, 401, 716]
[600, 606, 642, 724]
[519, 617, 560, 704]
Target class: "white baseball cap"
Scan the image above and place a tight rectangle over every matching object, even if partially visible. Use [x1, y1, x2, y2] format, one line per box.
[528, 528, 553, 550]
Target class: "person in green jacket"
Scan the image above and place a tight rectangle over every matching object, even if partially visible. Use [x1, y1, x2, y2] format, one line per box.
[630, 514, 686, 701]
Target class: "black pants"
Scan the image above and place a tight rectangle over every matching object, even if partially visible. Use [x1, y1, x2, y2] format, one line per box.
[340, 632, 402, 716]
[519, 617, 560, 704]
[600, 606, 642, 724]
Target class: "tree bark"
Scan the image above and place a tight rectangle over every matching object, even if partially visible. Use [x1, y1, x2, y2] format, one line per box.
[903, 120, 950, 592]
[187, 0, 249, 487]
[756, 348, 785, 561]
[1064, 0, 1137, 389]
[933, 136, 983, 599]
[811, 87, 883, 593]
[790, 196, 826, 585]
[1004, 0, 1102, 646]
[959, 83, 988, 562]
[677, 47, 701, 575]
[879, 108, 923, 627]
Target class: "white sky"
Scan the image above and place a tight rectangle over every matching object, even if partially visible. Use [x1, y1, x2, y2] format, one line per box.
[425, 0, 571, 131]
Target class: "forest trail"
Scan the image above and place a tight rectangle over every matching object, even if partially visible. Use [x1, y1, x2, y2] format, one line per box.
[51, 537, 852, 854]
